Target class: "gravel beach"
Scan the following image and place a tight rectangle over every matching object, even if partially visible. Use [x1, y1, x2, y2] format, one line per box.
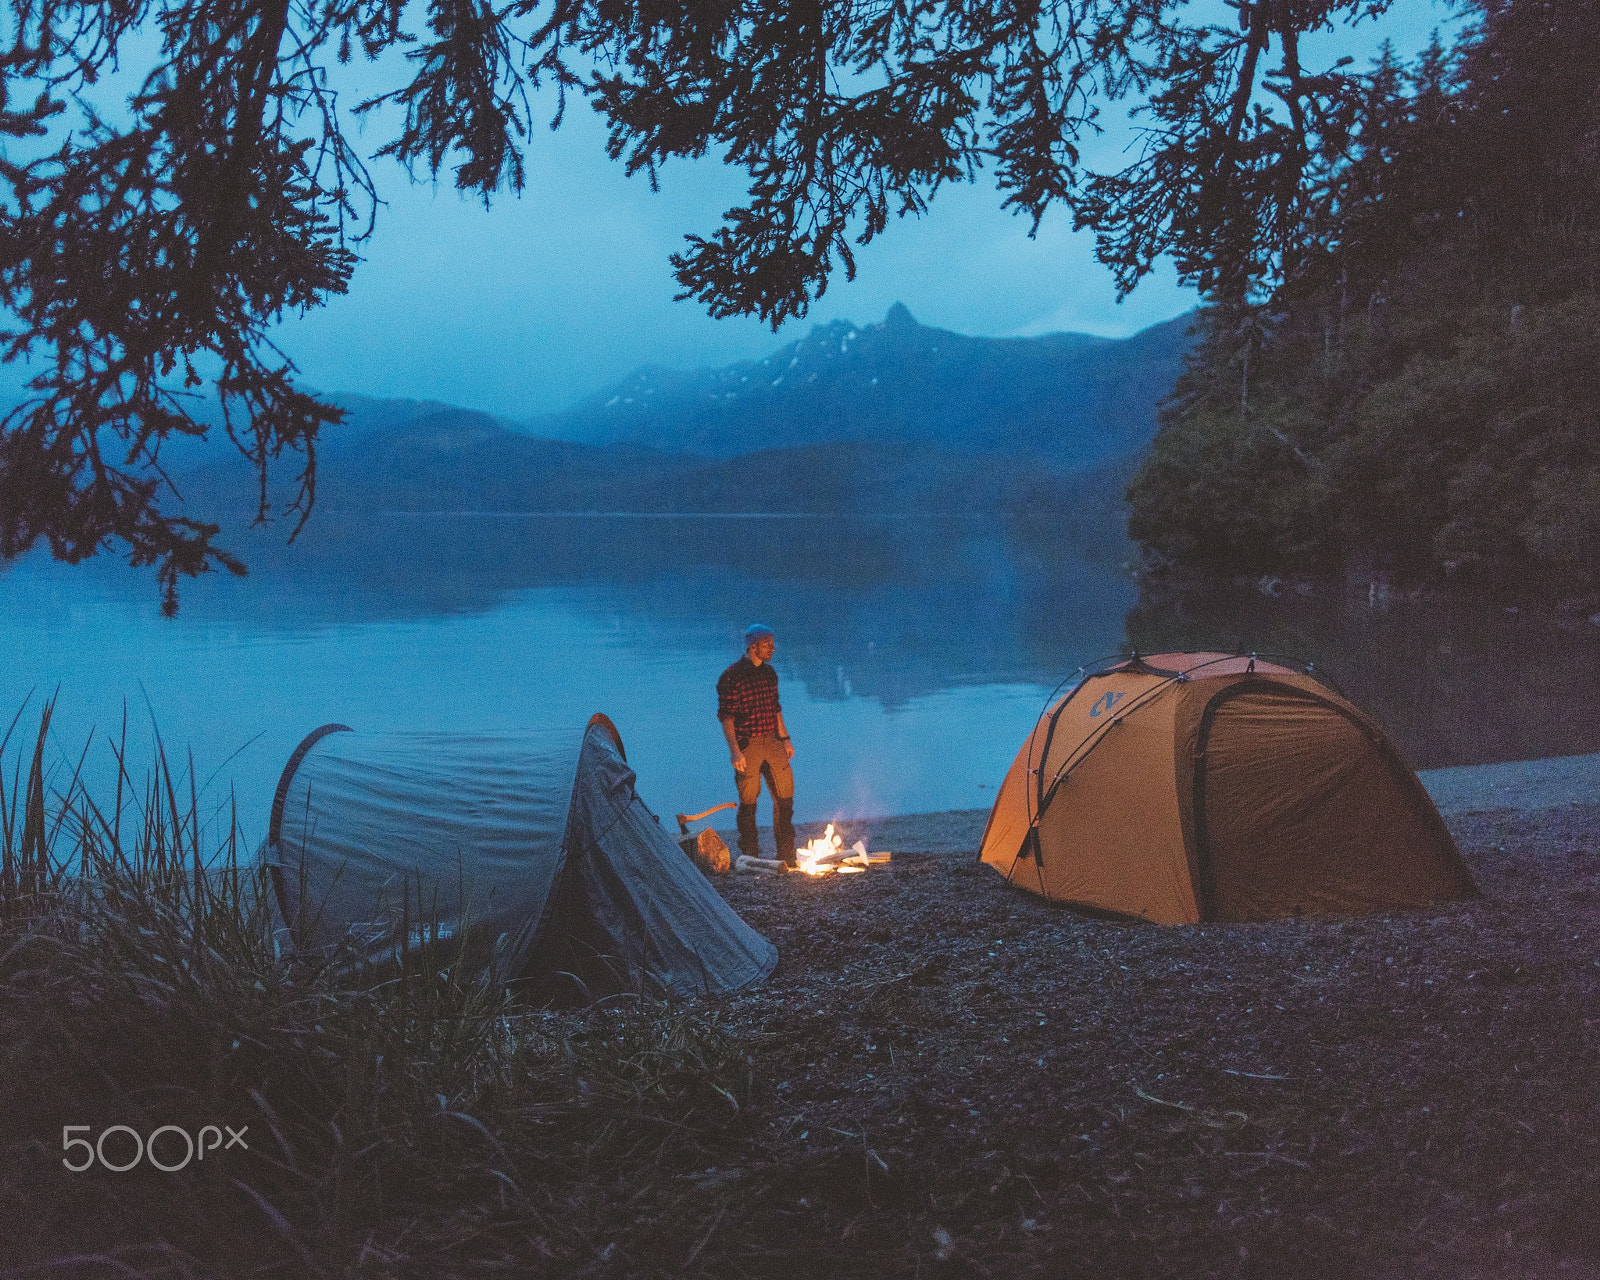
[6, 753, 1593, 1277]
[663, 753, 1600, 1278]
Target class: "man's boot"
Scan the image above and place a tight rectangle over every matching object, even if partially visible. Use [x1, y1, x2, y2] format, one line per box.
[736, 802, 761, 860]
[775, 797, 797, 868]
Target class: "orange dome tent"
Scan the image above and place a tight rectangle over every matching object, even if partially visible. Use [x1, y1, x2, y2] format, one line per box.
[979, 653, 1477, 922]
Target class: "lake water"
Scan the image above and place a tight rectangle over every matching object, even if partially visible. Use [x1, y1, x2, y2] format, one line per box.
[5, 513, 1599, 850]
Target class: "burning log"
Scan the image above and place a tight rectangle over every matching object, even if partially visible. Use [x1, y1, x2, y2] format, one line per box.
[717, 824, 893, 877]
[795, 825, 892, 876]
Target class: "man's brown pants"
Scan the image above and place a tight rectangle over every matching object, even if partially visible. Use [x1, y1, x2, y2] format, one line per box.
[734, 733, 795, 863]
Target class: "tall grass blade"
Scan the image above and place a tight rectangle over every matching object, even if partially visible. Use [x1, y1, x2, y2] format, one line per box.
[0, 696, 759, 1275]
[20, 693, 57, 900]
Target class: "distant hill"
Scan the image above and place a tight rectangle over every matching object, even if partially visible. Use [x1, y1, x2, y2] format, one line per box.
[173, 308, 1194, 524]
[536, 304, 1194, 466]
[178, 408, 1147, 543]
[174, 405, 685, 515]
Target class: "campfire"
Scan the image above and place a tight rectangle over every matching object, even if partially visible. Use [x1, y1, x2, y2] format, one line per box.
[677, 805, 891, 877]
[793, 824, 891, 876]
[726, 824, 893, 875]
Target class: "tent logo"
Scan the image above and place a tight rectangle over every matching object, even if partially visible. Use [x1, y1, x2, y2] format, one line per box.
[1089, 691, 1126, 718]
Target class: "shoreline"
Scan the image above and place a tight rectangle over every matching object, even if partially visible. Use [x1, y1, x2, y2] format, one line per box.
[727, 751, 1600, 855]
[708, 773, 1600, 1278]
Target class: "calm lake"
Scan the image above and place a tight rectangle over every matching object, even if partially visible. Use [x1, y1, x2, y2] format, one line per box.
[5, 513, 1599, 848]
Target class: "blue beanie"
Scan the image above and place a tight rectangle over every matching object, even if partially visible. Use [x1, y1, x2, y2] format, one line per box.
[744, 623, 774, 645]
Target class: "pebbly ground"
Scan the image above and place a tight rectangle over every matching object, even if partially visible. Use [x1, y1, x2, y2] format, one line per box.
[649, 758, 1600, 1278]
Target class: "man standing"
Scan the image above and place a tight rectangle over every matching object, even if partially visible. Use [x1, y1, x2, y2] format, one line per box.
[717, 623, 797, 867]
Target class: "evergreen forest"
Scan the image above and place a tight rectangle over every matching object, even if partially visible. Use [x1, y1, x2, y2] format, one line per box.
[1127, 0, 1600, 601]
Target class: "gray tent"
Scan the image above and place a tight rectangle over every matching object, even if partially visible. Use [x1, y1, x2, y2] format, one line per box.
[262, 715, 776, 999]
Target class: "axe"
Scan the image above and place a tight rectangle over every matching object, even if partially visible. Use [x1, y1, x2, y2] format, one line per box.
[675, 801, 737, 835]
[673, 802, 737, 875]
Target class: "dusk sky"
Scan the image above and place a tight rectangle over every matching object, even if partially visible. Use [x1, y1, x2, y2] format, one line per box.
[261, 1, 1461, 422]
[0, 2, 1461, 425]
[271, 88, 1196, 422]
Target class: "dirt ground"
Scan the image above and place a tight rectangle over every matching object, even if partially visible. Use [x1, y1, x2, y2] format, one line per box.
[667, 803, 1600, 1279]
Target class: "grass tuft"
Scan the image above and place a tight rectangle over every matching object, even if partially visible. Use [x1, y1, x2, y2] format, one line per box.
[0, 703, 756, 1276]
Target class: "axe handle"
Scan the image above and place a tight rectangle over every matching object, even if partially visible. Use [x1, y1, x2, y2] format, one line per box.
[676, 801, 738, 833]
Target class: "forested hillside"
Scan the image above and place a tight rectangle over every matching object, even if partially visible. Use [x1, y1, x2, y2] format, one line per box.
[1128, 0, 1599, 600]
[175, 313, 1190, 533]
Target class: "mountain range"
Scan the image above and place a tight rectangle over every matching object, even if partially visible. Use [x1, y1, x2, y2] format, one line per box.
[176, 305, 1194, 527]
[535, 302, 1192, 465]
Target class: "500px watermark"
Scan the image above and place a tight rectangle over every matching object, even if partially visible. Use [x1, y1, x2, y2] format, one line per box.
[62, 1124, 248, 1172]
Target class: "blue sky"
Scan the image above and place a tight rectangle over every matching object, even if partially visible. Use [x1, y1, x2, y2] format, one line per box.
[269, 0, 1462, 419]
[4, 0, 1465, 423]
[273, 95, 1203, 421]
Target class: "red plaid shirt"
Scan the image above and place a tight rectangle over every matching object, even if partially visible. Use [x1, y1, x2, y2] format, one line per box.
[716, 656, 782, 747]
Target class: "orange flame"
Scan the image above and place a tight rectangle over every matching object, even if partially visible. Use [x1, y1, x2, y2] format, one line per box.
[795, 823, 875, 875]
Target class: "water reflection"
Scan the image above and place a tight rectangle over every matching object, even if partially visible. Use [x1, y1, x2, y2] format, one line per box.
[1126, 580, 1600, 769]
[76, 513, 1142, 710]
[8, 514, 1599, 834]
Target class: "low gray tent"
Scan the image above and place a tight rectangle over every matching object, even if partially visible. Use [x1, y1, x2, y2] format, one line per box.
[262, 715, 776, 999]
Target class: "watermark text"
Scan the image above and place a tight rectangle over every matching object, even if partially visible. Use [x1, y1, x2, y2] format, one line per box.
[62, 1124, 248, 1172]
